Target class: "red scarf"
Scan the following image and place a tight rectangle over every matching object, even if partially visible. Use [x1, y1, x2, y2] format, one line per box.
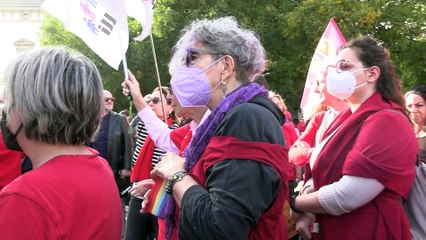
[308, 92, 417, 240]
[170, 123, 192, 156]
[191, 136, 292, 240]
[131, 117, 174, 182]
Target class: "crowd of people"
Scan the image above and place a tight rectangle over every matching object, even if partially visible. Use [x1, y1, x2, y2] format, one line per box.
[0, 16, 424, 240]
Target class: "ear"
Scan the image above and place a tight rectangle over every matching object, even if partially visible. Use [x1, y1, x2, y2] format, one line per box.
[221, 55, 235, 80]
[367, 66, 380, 83]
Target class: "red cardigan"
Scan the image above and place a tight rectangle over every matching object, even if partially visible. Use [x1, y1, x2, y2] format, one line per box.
[309, 92, 417, 240]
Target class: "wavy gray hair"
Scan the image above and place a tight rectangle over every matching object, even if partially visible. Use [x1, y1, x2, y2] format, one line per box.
[3, 46, 103, 145]
[169, 16, 266, 82]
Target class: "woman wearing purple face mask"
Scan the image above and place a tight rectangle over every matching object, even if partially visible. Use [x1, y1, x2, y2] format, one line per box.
[290, 36, 417, 240]
[124, 16, 292, 240]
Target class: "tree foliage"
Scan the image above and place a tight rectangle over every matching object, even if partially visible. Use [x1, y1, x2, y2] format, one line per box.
[40, 0, 426, 116]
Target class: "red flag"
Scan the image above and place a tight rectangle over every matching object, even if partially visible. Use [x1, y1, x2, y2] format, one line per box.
[300, 18, 346, 120]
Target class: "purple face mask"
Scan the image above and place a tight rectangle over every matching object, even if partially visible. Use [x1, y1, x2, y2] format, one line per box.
[171, 57, 223, 107]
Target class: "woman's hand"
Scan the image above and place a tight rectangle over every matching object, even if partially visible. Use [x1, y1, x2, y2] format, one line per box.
[294, 212, 316, 240]
[121, 70, 147, 111]
[150, 153, 186, 181]
[140, 189, 152, 214]
[129, 179, 154, 197]
[289, 140, 313, 166]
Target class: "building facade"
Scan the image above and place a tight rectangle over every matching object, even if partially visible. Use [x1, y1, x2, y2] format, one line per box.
[0, 0, 43, 107]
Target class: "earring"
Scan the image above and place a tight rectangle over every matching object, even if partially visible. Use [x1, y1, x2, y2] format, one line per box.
[221, 77, 227, 85]
[222, 77, 228, 97]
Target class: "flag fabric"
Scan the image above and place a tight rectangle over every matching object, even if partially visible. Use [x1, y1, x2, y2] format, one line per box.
[42, 0, 129, 70]
[145, 179, 174, 219]
[300, 18, 346, 121]
[126, 0, 154, 41]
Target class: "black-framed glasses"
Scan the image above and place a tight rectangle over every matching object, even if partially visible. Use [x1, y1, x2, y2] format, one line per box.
[184, 47, 223, 66]
[326, 60, 367, 73]
[104, 97, 115, 102]
[148, 97, 161, 104]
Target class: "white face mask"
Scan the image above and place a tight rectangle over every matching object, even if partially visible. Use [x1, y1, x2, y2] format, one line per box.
[326, 68, 369, 100]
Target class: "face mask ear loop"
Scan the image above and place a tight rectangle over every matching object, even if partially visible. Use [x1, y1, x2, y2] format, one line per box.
[200, 56, 225, 72]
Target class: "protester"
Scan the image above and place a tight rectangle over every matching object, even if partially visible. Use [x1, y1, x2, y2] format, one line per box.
[91, 90, 132, 189]
[290, 36, 417, 240]
[269, 91, 300, 179]
[124, 86, 178, 240]
[0, 46, 122, 239]
[90, 89, 132, 237]
[268, 90, 300, 240]
[404, 86, 426, 240]
[135, 16, 291, 239]
[122, 73, 209, 239]
[289, 73, 347, 167]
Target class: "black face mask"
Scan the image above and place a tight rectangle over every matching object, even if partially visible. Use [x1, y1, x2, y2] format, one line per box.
[1, 112, 23, 152]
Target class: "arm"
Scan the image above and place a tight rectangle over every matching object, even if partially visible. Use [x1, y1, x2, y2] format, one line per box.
[137, 107, 179, 153]
[150, 101, 284, 239]
[122, 69, 179, 153]
[289, 112, 325, 166]
[122, 70, 148, 113]
[179, 160, 280, 239]
[294, 176, 384, 215]
[294, 110, 414, 215]
[0, 194, 59, 239]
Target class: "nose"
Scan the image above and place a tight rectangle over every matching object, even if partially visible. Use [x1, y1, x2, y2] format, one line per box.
[408, 106, 418, 113]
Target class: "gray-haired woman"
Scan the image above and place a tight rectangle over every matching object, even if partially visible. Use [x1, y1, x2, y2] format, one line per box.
[125, 16, 291, 240]
[0, 46, 122, 239]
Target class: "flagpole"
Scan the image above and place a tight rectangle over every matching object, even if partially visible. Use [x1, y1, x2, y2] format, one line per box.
[149, 32, 167, 123]
[119, 31, 133, 118]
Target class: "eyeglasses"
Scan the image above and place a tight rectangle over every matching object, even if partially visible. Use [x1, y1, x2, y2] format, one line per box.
[148, 97, 161, 105]
[184, 47, 223, 66]
[326, 60, 367, 73]
[104, 97, 115, 102]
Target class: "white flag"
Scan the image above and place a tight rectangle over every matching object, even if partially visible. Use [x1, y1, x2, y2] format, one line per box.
[300, 18, 346, 120]
[125, 0, 154, 41]
[42, 0, 129, 70]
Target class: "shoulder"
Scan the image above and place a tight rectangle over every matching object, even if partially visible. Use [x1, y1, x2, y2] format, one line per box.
[0, 173, 45, 209]
[226, 96, 282, 124]
[216, 97, 285, 144]
[364, 109, 411, 130]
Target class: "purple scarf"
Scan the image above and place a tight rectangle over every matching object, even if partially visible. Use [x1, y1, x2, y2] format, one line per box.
[183, 82, 268, 170]
[163, 82, 268, 239]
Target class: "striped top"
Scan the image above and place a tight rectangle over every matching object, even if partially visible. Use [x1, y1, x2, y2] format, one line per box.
[132, 120, 178, 169]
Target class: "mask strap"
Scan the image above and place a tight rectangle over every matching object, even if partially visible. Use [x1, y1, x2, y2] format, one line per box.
[14, 124, 23, 135]
[351, 67, 369, 74]
[201, 56, 225, 72]
[210, 79, 223, 93]
[354, 81, 368, 90]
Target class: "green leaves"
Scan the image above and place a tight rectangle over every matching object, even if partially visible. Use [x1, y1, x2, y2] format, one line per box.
[40, 0, 426, 115]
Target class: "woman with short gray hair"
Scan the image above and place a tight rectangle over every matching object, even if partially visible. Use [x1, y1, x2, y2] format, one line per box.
[0, 46, 122, 239]
[125, 16, 291, 239]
